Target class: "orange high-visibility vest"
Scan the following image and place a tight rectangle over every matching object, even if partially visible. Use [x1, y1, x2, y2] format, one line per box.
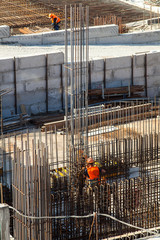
[87, 166, 100, 180]
[50, 14, 61, 23]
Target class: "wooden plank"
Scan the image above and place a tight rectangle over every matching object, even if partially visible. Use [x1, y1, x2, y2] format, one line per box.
[88, 85, 144, 96]
[19, 28, 30, 34]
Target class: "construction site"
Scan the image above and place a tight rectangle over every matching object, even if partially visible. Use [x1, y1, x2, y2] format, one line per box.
[2, 0, 160, 239]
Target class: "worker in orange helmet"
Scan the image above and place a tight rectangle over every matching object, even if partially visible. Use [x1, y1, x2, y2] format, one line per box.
[84, 157, 101, 188]
[49, 13, 61, 30]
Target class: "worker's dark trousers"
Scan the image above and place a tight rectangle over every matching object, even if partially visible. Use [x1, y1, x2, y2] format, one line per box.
[52, 22, 60, 30]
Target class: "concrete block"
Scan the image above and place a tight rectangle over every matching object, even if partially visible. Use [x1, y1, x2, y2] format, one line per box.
[89, 25, 118, 39]
[0, 73, 3, 83]
[2, 94, 15, 108]
[91, 71, 103, 83]
[105, 70, 114, 81]
[133, 54, 145, 68]
[15, 54, 46, 70]
[0, 83, 14, 92]
[0, 204, 10, 240]
[148, 87, 160, 98]
[0, 58, 13, 72]
[0, 25, 10, 38]
[147, 65, 160, 76]
[48, 65, 61, 79]
[133, 77, 145, 86]
[106, 80, 122, 88]
[2, 72, 14, 83]
[16, 83, 25, 93]
[30, 102, 46, 115]
[133, 67, 144, 78]
[16, 67, 45, 82]
[90, 59, 104, 72]
[147, 51, 160, 66]
[91, 83, 102, 89]
[2, 33, 43, 45]
[106, 56, 131, 70]
[48, 77, 61, 89]
[114, 68, 131, 80]
[147, 76, 160, 88]
[42, 30, 66, 45]
[121, 79, 131, 87]
[2, 108, 15, 119]
[48, 89, 62, 111]
[47, 52, 64, 65]
[17, 91, 45, 106]
[25, 79, 45, 92]
[96, 33, 132, 45]
[132, 30, 160, 44]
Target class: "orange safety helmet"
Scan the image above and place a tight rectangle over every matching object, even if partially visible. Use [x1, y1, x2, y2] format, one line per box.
[87, 157, 94, 164]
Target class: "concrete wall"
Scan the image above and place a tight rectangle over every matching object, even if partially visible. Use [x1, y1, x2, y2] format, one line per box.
[90, 52, 160, 98]
[1, 24, 160, 45]
[0, 25, 118, 45]
[0, 204, 10, 240]
[1, 50, 160, 119]
[1, 52, 64, 118]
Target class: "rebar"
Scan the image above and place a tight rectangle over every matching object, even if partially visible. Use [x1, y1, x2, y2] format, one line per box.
[1, 3, 160, 240]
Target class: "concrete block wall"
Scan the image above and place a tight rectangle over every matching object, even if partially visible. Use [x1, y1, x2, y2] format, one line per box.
[86, 52, 160, 98]
[1, 24, 160, 45]
[0, 25, 119, 45]
[0, 204, 10, 240]
[1, 52, 64, 118]
[1, 50, 160, 119]
[146, 51, 160, 97]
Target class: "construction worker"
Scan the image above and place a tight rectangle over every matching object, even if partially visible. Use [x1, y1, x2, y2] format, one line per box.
[84, 157, 101, 188]
[49, 13, 61, 30]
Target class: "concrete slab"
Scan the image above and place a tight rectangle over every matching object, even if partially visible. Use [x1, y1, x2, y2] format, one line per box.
[1, 43, 160, 61]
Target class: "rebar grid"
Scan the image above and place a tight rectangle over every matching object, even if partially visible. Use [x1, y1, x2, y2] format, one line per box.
[1, 3, 160, 239]
[0, 0, 154, 33]
[1, 101, 160, 239]
[64, 4, 89, 188]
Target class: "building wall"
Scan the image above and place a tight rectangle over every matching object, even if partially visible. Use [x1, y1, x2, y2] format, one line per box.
[0, 25, 119, 45]
[1, 24, 160, 45]
[1, 52, 64, 118]
[1, 51, 160, 119]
